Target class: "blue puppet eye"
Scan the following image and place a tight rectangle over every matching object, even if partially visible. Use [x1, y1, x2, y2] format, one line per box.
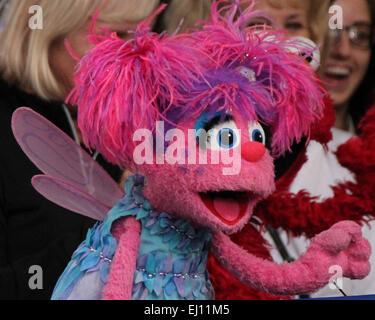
[217, 128, 237, 149]
[194, 112, 239, 150]
[207, 121, 239, 150]
[249, 122, 266, 145]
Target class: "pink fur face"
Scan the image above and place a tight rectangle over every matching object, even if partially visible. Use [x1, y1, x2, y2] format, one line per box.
[139, 110, 275, 234]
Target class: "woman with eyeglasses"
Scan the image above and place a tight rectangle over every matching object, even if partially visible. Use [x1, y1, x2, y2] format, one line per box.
[322, 0, 375, 131]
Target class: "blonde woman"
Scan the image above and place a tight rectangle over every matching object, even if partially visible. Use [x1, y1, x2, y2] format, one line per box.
[0, 0, 159, 299]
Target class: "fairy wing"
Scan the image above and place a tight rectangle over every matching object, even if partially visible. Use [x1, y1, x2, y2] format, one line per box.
[32, 175, 111, 221]
[12, 107, 124, 220]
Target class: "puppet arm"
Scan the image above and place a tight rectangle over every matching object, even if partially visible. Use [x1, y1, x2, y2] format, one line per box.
[102, 216, 141, 300]
[211, 221, 371, 295]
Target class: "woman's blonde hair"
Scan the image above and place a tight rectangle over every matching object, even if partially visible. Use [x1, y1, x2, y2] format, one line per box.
[0, 0, 159, 101]
[264, 0, 331, 45]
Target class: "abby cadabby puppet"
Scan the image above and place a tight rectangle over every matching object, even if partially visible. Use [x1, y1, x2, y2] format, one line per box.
[12, 1, 371, 300]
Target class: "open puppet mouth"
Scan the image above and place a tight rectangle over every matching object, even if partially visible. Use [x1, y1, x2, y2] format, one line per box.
[199, 191, 252, 226]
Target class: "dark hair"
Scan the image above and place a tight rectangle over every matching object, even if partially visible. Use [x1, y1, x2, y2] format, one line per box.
[349, 0, 375, 129]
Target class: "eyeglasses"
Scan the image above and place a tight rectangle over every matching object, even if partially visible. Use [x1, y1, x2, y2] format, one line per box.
[328, 25, 373, 50]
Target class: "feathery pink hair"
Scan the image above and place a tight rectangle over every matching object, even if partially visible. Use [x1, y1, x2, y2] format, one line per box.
[67, 5, 206, 167]
[190, 0, 327, 156]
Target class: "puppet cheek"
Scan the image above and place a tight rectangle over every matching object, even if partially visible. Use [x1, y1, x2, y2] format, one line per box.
[241, 142, 266, 163]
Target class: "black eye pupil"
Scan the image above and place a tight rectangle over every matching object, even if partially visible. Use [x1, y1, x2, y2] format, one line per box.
[253, 131, 263, 143]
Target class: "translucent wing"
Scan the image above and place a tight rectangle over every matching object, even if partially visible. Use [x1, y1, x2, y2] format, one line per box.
[32, 175, 111, 221]
[12, 107, 124, 218]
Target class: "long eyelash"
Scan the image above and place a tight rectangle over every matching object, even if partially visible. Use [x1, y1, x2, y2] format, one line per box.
[203, 114, 233, 131]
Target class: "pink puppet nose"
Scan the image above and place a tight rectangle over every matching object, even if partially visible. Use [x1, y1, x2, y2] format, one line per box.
[241, 141, 266, 162]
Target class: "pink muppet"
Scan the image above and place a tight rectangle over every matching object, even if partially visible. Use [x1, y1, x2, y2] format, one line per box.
[15, 1, 368, 300]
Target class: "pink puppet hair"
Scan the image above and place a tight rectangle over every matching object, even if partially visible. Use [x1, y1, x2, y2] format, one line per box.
[68, 0, 326, 169]
[190, 0, 327, 156]
[66, 5, 207, 168]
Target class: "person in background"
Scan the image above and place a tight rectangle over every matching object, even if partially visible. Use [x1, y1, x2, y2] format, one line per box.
[0, 0, 160, 299]
[321, 0, 375, 131]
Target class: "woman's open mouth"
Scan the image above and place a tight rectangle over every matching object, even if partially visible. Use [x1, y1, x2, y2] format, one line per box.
[323, 66, 351, 88]
[199, 191, 252, 226]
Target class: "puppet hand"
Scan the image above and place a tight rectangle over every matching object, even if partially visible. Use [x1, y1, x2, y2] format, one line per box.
[306, 221, 371, 280]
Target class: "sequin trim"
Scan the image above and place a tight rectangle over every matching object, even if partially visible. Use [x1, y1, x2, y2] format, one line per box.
[137, 268, 205, 279]
[89, 246, 113, 263]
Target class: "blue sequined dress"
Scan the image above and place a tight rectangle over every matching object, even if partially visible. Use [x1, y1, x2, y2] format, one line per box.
[51, 175, 214, 300]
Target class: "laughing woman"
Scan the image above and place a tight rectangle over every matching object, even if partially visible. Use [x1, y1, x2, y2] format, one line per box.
[322, 0, 375, 132]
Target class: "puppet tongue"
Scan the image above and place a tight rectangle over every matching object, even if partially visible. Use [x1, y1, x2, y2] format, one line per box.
[200, 191, 250, 226]
[212, 198, 240, 222]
